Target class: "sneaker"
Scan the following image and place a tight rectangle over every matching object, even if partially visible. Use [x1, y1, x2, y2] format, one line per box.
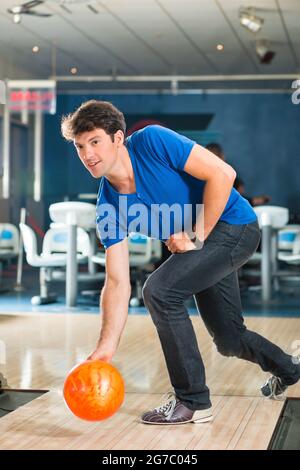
[260, 376, 288, 400]
[140, 393, 212, 425]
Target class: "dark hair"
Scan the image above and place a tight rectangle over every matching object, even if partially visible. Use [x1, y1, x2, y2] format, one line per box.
[205, 142, 224, 159]
[61, 100, 126, 141]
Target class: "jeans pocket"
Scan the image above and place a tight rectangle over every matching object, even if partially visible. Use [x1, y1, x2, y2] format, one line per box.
[230, 223, 261, 269]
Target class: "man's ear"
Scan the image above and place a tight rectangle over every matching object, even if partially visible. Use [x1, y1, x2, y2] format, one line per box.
[115, 130, 124, 146]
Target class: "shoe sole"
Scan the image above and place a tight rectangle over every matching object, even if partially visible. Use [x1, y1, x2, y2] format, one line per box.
[140, 414, 213, 425]
[193, 414, 213, 424]
[261, 386, 286, 401]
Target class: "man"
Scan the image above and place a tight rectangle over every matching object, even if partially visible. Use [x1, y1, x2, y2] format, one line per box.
[61, 101, 300, 425]
[205, 142, 271, 207]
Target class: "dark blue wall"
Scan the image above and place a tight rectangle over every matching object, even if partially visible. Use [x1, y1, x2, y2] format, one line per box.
[44, 92, 300, 215]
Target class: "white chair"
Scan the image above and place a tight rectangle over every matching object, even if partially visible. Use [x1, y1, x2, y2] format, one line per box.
[20, 223, 94, 305]
[19, 223, 67, 305]
[254, 205, 289, 229]
[128, 233, 152, 264]
[278, 232, 300, 265]
[245, 214, 295, 268]
[49, 201, 96, 230]
[0, 223, 19, 259]
[252, 206, 289, 301]
[42, 226, 90, 258]
[91, 234, 153, 267]
[276, 229, 300, 288]
[49, 201, 100, 307]
[91, 234, 162, 306]
[278, 225, 300, 254]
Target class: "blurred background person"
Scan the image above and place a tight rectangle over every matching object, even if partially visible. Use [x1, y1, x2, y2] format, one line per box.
[206, 143, 271, 207]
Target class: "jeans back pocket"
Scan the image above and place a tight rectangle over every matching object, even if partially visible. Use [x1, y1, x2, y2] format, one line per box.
[230, 222, 261, 269]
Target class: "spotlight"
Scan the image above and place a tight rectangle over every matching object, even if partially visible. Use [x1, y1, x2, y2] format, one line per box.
[239, 8, 264, 33]
[255, 39, 276, 64]
[216, 44, 224, 51]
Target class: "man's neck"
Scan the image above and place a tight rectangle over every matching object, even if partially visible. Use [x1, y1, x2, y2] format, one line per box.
[106, 145, 136, 194]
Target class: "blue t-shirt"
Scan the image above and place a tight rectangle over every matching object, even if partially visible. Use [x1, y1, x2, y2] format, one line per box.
[96, 125, 257, 249]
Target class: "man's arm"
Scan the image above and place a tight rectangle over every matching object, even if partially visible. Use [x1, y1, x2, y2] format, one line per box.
[87, 238, 131, 362]
[184, 144, 236, 240]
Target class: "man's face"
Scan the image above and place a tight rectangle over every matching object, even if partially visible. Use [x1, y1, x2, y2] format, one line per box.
[74, 128, 123, 178]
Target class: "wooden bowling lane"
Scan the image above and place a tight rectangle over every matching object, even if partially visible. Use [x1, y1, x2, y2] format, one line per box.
[0, 313, 299, 397]
[0, 312, 299, 449]
[0, 391, 283, 450]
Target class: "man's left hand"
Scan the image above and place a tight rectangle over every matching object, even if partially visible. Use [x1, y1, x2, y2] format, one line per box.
[165, 232, 197, 253]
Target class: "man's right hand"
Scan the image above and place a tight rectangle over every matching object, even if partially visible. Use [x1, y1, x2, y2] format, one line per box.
[86, 344, 115, 363]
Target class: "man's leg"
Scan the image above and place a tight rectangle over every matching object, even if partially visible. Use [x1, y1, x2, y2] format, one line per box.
[142, 229, 238, 411]
[141, 221, 299, 421]
[194, 270, 300, 386]
[142, 221, 260, 411]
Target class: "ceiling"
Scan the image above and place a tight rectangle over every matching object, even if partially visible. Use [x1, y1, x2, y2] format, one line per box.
[0, 0, 299, 91]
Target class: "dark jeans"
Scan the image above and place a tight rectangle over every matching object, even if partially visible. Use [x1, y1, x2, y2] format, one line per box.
[142, 220, 300, 410]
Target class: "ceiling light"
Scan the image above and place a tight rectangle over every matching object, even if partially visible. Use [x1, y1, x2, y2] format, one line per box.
[70, 67, 78, 74]
[239, 8, 264, 33]
[216, 44, 224, 51]
[32, 46, 39, 53]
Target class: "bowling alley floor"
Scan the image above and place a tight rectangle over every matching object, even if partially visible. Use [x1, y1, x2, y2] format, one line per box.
[0, 389, 284, 450]
[0, 263, 300, 449]
[0, 311, 300, 450]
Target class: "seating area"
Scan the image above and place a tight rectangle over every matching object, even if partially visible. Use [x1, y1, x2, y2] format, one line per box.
[1, 202, 162, 308]
[92, 233, 162, 307]
[0, 223, 19, 260]
[1, 203, 300, 309]
[242, 208, 300, 301]
[19, 222, 90, 305]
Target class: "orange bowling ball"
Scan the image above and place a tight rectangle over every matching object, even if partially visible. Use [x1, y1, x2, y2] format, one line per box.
[63, 360, 125, 421]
